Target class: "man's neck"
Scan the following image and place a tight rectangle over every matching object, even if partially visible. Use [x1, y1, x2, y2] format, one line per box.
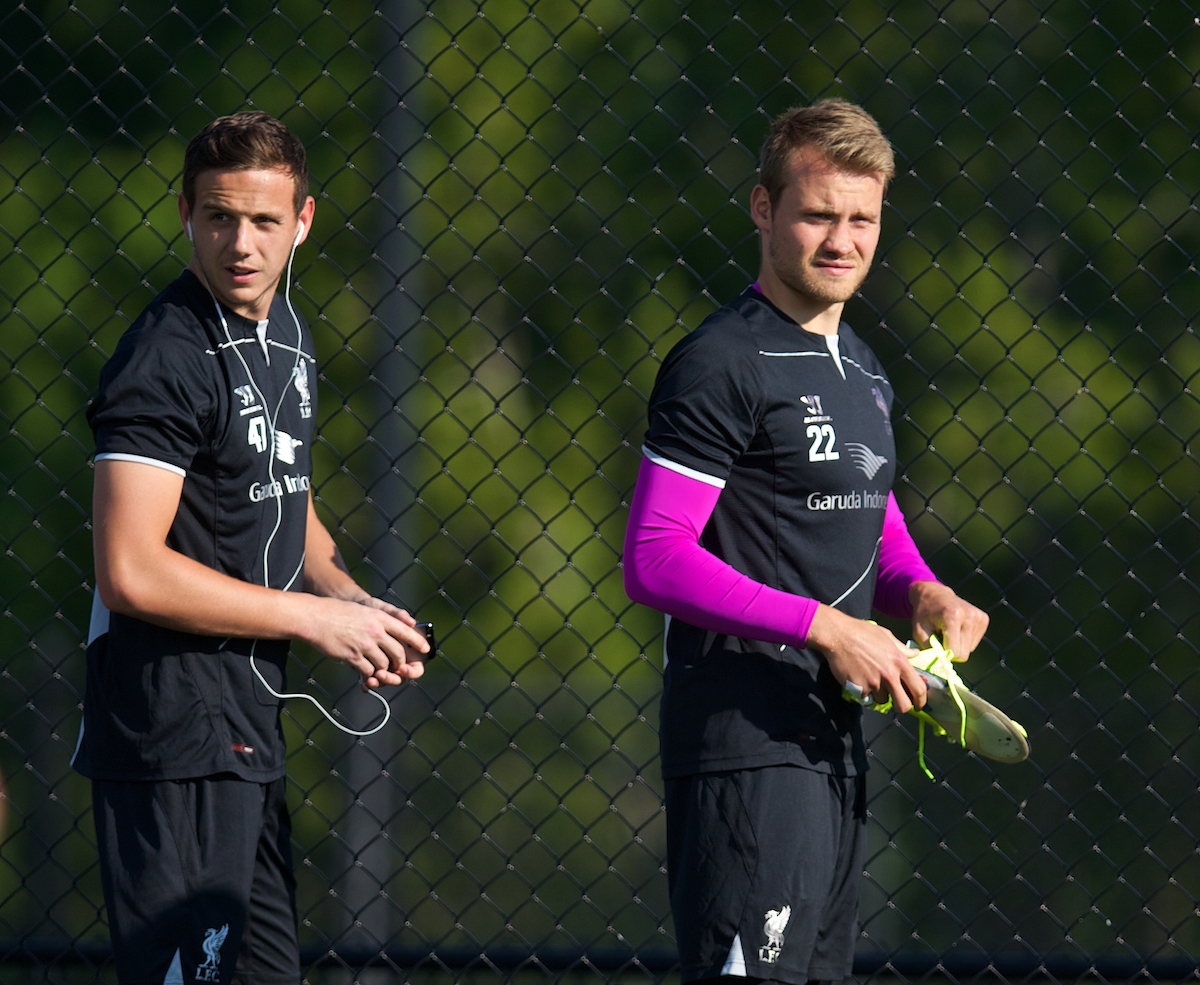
[754, 270, 843, 335]
[188, 258, 277, 322]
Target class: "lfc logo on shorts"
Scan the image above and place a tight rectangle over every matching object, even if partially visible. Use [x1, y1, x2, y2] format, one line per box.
[759, 905, 791, 963]
[195, 923, 229, 982]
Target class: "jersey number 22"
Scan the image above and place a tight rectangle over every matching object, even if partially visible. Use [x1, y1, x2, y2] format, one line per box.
[807, 424, 839, 462]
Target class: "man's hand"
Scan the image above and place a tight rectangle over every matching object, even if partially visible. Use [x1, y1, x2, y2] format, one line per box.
[909, 581, 988, 661]
[300, 597, 430, 689]
[300, 493, 430, 687]
[806, 604, 927, 714]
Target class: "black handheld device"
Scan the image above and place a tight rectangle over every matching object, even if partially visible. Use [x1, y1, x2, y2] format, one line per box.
[415, 621, 436, 658]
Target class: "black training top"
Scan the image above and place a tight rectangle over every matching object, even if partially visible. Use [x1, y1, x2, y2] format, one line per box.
[643, 288, 897, 778]
[74, 269, 317, 782]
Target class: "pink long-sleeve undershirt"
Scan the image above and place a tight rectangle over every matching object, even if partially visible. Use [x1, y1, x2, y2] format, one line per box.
[622, 457, 938, 647]
[876, 490, 939, 616]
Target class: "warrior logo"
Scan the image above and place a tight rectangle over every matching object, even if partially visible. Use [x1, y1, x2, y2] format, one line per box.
[759, 905, 791, 963]
[845, 441, 888, 480]
[234, 384, 256, 408]
[871, 385, 893, 436]
[195, 924, 228, 982]
[293, 361, 312, 418]
[800, 394, 831, 423]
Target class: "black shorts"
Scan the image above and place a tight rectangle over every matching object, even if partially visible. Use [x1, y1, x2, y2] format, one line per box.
[665, 765, 867, 985]
[92, 774, 299, 985]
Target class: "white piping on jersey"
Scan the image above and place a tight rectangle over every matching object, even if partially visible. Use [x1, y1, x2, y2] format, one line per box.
[205, 337, 258, 355]
[720, 933, 747, 976]
[197, 241, 392, 738]
[829, 536, 881, 609]
[642, 447, 727, 489]
[758, 341, 891, 386]
[841, 353, 889, 384]
[209, 337, 317, 361]
[94, 451, 187, 477]
[760, 337, 846, 378]
[268, 338, 317, 360]
[662, 613, 672, 667]
[206, 335, 319, 359]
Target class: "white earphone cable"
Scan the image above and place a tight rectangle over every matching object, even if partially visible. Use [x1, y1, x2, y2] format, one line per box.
[250, 641, 392, 736]
[195, 223, 392, 737]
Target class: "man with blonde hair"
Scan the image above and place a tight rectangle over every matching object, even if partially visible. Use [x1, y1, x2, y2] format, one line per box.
[624, 99, 988, 985]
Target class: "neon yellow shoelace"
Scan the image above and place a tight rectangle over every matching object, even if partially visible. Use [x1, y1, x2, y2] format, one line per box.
[906, 636, 969, 780]
[859, 635, 968, 781]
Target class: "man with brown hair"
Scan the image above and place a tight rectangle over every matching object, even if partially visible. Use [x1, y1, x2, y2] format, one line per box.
[624, 99, 988, 985]
[75, 110, 430, 985]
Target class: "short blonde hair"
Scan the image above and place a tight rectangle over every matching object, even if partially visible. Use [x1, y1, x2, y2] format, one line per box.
[758, 99, 895, 209]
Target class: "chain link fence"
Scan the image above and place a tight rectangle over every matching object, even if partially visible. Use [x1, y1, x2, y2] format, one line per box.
[3, 0, 1200, 982]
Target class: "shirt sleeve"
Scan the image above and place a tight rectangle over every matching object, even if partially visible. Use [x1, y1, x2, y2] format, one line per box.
[872, 492, 940, 618]
[642, 320, 763, 486]
[623, 457, 819, 646]
[88, 310, 216, 473]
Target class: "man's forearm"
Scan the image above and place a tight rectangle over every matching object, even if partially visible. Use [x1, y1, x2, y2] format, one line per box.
[301, 495, 370, 601]
[623, 457, 818, 646]
[99, 537, 325, 644]
[94, 460, 327, 644]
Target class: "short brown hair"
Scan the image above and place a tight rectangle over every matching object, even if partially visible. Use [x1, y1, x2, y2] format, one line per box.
[182, 110, 309, 214]
[758, 99, 895, 209]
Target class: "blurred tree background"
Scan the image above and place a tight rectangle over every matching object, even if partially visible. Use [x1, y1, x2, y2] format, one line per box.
[1, 0, 1199, 981]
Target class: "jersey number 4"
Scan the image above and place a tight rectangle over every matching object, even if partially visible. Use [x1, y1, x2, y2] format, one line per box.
[248, 416, 269, 453]
[807, 423, 839, 462]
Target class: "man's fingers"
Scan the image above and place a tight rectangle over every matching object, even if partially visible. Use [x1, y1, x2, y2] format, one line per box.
[383, 616, 430, 655]
[881, 670, 913, 715]
[364, 597, 418, 627]
[940, 609, 988, 661]
[899, 660, 927, 710]
[395, 660, 425, 680]
[909, 582, 989, 661]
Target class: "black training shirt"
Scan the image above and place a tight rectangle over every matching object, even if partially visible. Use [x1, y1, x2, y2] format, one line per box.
[644, 288, 897, 778]
[74, 269, 316, 782]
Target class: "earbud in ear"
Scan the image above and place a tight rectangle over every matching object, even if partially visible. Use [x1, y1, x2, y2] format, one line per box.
[186, 220, 193, 241]
[294, 222, 305, 246]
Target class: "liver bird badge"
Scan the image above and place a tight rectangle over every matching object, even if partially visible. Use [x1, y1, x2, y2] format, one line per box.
[200, 924, 228, 971]
[764, 905, 791, 948]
